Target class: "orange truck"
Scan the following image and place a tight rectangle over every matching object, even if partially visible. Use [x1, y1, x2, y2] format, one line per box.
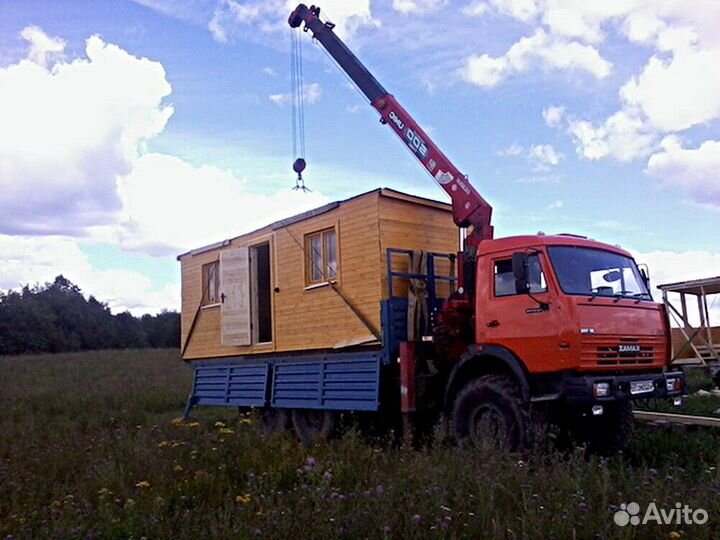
[182, 4, 684, 453]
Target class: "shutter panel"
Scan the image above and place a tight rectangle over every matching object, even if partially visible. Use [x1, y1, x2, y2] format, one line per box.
[220, 247, 251, 346]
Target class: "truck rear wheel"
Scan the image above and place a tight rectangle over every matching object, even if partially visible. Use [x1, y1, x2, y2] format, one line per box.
[291, 409, 337, 445]
[258, 408, 289, 434]
[452, 375, 529, 451]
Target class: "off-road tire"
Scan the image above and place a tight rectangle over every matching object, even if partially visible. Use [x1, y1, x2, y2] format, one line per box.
[258, 408, 289, 434]
[452, 375, 530, 451]
[291, 409, 337, 445]
[581, 401, 634, 455]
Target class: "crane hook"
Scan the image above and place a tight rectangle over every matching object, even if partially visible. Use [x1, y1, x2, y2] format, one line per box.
[292, 158, 311, 192]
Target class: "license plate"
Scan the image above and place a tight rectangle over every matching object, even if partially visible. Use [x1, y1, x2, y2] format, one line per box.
[630, 380, 655, 395]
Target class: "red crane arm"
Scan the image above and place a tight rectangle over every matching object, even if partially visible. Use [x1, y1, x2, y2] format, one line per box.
[288, 4, 493, 243]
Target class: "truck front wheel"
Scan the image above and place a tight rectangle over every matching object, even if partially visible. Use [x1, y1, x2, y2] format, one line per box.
[452, 375, 530, 451]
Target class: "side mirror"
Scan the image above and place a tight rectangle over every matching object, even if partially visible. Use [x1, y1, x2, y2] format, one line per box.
[638, 263, 650, 288]
[512, 252, 529, 294]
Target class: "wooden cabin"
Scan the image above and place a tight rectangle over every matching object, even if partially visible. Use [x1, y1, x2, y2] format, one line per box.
[178, 188, 459, 361]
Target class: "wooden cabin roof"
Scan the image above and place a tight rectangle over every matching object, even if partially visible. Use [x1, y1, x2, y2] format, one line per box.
[177, 188, 451, 260]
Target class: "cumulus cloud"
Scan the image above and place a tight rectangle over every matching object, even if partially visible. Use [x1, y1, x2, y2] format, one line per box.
[542, 105, 565, 128]
[0, 29, 173, 235]
[567, 110, 657, 162]
[269, 82, 322, 106]
[461, 29, 611, 87]
[209, 0, 380, 42]
[645, 137, 720, 206]
[392, 0, 448, 15]
[497, 142, 564, 170]
[529, 143, 564, 170]
[115, 153, 330, 255]
[632, 248, 720, 325]
[0, 235, 179, 315]
[20, 26, 65, 67]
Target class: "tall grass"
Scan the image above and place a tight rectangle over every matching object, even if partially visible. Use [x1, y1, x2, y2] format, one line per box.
[1, 350, 719, 539]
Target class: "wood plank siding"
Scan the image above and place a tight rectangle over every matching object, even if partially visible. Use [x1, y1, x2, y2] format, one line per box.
[178, 188, 458, 361]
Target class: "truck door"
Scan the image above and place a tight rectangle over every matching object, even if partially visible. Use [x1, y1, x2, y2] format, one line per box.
[476, 252, 570, 373]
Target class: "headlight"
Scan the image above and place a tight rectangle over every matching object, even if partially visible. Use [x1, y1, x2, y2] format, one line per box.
[666, 377, 682, 392]
[593, 382, 610, 398]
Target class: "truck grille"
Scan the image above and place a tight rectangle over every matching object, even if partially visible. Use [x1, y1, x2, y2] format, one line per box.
[581, 337, 664, 369]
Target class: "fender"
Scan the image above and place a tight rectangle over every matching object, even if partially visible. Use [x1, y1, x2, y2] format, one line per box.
[444, 344, 531, 408]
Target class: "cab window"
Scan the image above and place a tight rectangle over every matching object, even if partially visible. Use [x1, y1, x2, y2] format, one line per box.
[494, 254, 547, 297]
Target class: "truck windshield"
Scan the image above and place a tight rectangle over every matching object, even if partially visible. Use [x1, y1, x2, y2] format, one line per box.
[547, 246, 651, 299]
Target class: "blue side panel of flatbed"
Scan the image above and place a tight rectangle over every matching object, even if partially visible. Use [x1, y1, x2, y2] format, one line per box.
[184, 350, 382, 416]
[272, 353, 381, 411]
[186, 363, 270, 411]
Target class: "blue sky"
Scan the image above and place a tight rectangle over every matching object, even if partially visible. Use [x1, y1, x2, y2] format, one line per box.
[1, 0, 719, 317]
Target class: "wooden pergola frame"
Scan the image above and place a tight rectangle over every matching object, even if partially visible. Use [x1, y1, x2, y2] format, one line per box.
[659, 276, 720, 366]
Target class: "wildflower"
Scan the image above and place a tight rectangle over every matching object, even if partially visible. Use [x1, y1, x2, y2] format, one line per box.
[219, 428, 235, 435]
[186, 421, 200, 428]
[323, 471, 333, 482]
[214, 421, 226, 428]
[239, 418, 252, 425]
[669, 533, 681, 540]
[135, 481, 151, 489]
[173, 464, 184, 472]
[235, 494, 252, 504]
[158, 441, 170, 448]
[171, 418, 184, 426]
[124, 498, 136, 508]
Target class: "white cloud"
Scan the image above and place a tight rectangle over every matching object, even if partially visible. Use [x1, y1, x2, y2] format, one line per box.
[269, 82, 322, 106]
[0, 235, 179, 315]
[632, 248, 720, 326]
[392, 0, 448, 15]
[262, 66, 277, 76]
[529, 143, 564, 169]
[115, 153, 330, 256]
[620, 47, 720, 132]
[462, 1, 488, 17]
[461, 29, 611, 87]
[20, 26, 65, 67]
[542, 105, 565, 128]
[567, 110, 656, 162]
[0, 30, 173, 235]
[208, 0, 380, 43]
[547, 200, 564, 210]
[496, 143, 524, 156]
[645, 137, 720, 207]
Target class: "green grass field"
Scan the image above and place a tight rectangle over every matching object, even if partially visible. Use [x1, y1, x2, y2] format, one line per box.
[1, 350, 719, 540]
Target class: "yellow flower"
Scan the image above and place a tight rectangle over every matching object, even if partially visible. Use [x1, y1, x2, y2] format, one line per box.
[214, 421, 226, 428]
[186, 421, 200, 428]
[171, 418, 184, 426]
[669, 533, 681, 540]
[171, 442, 182, 448]
[239, 418, 252, 425]
[135, 480, 151, 489]
[235, 494, 252, 504]
[219, 428, 235, 435]
[158, 440, 170, 448]
[173, 464, 184, 472]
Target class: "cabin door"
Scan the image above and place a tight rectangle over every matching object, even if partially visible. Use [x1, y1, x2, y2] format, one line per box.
[250, 242, 273, 343]
[220, 247, 251, 346]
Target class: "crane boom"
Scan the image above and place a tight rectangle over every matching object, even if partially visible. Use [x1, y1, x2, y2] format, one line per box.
[288, 4, 493, 244]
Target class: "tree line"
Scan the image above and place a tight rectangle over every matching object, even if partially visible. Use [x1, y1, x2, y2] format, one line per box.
[0, 275, 180, 355]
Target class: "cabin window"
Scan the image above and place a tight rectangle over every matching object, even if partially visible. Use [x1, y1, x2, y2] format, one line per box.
[494, 255, 546, 297]
[202, 261, 220, 305]
[305, 228, 338, 285]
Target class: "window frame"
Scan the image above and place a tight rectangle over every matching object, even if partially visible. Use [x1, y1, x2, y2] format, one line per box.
[201, 260, 220, 306]
[304, 227, 338, 287]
